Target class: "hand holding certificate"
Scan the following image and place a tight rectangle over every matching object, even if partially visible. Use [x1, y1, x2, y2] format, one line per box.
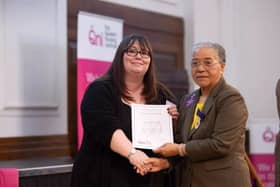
[131, 104, 174, 149]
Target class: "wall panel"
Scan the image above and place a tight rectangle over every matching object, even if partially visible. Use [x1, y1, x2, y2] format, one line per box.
[0, 0, 67, 137]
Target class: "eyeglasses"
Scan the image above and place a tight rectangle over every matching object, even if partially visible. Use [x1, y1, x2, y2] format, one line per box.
[191, 59, 219, 69]
[125, 48, 151, 59]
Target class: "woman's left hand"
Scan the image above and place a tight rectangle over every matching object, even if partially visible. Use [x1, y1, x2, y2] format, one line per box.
[167, 106, 179, 120]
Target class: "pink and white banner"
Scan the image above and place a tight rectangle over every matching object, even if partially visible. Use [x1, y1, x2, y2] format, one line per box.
[248, 120, 278, 187]
[77, 12, 123, 148]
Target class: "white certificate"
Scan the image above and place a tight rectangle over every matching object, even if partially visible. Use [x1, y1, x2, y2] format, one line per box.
[131, 104, 174, 149]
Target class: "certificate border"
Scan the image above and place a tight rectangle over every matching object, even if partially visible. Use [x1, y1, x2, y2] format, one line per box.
[131, 104, 174, 149]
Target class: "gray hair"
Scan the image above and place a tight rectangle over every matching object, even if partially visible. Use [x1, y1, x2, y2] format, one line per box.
[192, 42, 226, 63]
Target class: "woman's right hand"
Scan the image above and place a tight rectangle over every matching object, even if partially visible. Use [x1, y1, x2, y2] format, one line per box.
[153, 143, 180, 157]
[128, 150, 151, 176]
[144, 157, 170, 172]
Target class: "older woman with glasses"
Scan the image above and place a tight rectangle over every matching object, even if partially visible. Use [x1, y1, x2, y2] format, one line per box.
[70, 33, 179, 187]
[146, 42, 251, 187]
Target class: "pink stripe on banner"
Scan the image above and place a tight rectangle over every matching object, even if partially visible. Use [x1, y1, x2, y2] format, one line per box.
[250, 154, 275, 187]
[0, 168, 18, 187]
[77, 58, 111, 149]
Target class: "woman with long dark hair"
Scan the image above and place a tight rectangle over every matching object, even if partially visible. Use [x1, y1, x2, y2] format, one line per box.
[71, 33, 178, 187]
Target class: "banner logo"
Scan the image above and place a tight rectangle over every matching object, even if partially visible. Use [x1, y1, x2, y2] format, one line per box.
[88, 26, 103, 46]
[262, 127, 276, 143]
[88, 25, 118, 48]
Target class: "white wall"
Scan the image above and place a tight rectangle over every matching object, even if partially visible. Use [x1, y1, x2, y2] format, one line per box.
[0, 0, 279, 138]
[188, 0, 280, 123]
[237, 0, 280, 120]
[0, 0, 67, 137]
[184, 0, 280, 146]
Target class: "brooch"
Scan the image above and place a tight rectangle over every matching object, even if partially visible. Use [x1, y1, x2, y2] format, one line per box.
[184, 93, 196, 108]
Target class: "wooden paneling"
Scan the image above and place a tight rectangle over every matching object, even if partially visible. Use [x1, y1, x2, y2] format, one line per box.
[20, 173, 71, 187]
[154, 53, 189, 99]
[67, 0, 184, 69]
[0, 135, 71, 160]
[68, 41, 78, 157]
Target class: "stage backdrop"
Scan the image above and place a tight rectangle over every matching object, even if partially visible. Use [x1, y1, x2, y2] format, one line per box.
[77, 11, 123, 148]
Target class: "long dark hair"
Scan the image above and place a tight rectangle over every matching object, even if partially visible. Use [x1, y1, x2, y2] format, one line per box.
[100, 33, 158, 102]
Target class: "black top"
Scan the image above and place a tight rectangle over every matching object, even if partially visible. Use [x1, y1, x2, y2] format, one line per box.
[71, 79, 176, 187]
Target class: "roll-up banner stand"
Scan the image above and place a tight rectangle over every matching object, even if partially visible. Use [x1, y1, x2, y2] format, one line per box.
[77, 11, 123, 148]
[248, 121, 278, 186]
